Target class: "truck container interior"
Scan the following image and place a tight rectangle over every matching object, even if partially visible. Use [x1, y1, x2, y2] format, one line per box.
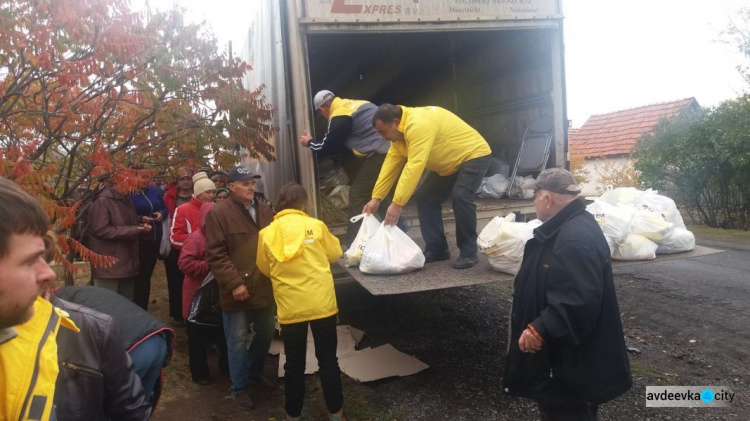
[306, 29, 558, 225]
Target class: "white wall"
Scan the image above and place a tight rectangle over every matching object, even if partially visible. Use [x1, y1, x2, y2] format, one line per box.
[579, 156, 632, 196]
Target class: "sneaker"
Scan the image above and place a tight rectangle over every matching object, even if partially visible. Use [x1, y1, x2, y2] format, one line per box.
[193, 378, 211, 386]
[284, 412, 301, 421]
[330, 409, 348, 421]
[452, 255, 478, 269]
[250, 375, 275, 389]
[226, 391, 253, 410]
[424, 249, 451, 263]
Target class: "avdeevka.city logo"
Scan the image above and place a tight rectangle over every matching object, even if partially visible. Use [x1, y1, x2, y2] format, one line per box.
[646, 386, 734, 408]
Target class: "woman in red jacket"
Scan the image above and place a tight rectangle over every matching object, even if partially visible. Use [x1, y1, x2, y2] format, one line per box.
[168, 172, 215, 325]
[178, 201, 228, 384]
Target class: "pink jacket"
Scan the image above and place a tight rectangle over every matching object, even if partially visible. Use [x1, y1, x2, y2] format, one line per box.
[178, 202, 215, 319]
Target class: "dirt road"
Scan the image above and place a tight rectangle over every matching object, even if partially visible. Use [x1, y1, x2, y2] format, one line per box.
[152, 238, 749, 420]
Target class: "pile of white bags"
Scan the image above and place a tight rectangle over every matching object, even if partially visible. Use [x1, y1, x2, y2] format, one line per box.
[476, 174, 510, 199]
[345, 213, 425, 275]
[477, 213, 542, 275]
[588, 188, 695, 260]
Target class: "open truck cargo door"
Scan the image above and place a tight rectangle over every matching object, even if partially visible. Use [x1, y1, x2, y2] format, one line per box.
[339, 240, 723, 296]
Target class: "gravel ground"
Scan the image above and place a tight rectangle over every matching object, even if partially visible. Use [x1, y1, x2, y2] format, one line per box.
[151, 237, 749, 420]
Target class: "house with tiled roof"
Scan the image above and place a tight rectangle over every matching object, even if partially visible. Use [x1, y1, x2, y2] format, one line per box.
[570, 98, 700, 195]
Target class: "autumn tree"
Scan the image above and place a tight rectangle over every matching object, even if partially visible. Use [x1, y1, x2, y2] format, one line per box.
[0, 0, 275, 278]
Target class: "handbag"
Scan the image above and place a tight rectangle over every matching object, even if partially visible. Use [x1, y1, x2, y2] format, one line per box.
[187, 273, 221, 327]
[159, 215, 172, 259]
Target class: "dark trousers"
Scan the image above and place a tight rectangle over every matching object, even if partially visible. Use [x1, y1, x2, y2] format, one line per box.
[347, 152, 406, 245]
[164, 249, 184, 321]
[414, 155, 491, 258]
[186, 321, 229, 382]
[134, 239, 159, 310]
[281, 315, 343, 417]
[538, 404, 598, 421]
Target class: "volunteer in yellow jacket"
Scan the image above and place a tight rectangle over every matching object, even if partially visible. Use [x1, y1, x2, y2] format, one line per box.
[364, 104, 492, 269]
[256, 183, 347, 421]
[0, 178, 79, 420]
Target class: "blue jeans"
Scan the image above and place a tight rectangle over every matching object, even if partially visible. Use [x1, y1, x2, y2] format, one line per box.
[129, 333, 168, 403]
[222, 306, 275, 394]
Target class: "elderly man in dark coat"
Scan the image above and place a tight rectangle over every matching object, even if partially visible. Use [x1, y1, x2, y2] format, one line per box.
[504, 168, 632, 421]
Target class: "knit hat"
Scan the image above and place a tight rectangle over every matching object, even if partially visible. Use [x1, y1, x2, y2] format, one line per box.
[192, 172, 216, 197]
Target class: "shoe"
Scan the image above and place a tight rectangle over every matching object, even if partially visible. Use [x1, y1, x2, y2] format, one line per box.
[452, 255, 478, 269]
[424, 249, 451, 263]
[226, 391, 253, 410]
[250, 375, 275, 389]
[330, 409, 348, 421]
[193, 378, 211, 386]
[284, 412, 301, 421]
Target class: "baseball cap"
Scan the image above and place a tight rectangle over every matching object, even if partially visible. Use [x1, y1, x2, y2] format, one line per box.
[313, 90, 335, 109]
[227, 166, 261, 183]
[524, 168, 581, 195]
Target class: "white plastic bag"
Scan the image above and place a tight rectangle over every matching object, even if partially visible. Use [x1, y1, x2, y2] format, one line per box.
[344, 214, 381, 267]
[612, 234, 658, 261]
[359, 224, 425, 275]
[328, 185, 350, 210]
[159, 216, 172, 259]
[586, 200, 633, 255]
[656, 227, 695, 254]
[635, 189, 686, 229]
[476, 174, 510, 199]
[630, 210, 672, 242]
[477, 213, 541, 275]
[598, 187, 644, 207]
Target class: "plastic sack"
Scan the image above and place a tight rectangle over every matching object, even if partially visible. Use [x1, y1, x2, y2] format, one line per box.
[612, 234, 658, 261]
[656, 227, 695, 254]
[159, 216, 172, 259]
[343, 214, 381, 267]
[187, 273, 221, 327]
[477, 174, 510, 199]
[359, 224, 425, 275]
[509, 175, 535, 199]
[586, 200, 633, 255]
[328, 185, 350, 210]
[598, 187, 644, 207]
[630, 210, 672, 242]
[635, 189, 686, 229]
[477, 213, 541, 275]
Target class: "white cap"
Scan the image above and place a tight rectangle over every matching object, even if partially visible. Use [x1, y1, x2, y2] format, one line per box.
[313, 90, 335, 109]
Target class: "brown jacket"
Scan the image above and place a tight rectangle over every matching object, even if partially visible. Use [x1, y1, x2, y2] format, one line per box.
[205, 194, 274, 311]
[86, 187, 140, 279]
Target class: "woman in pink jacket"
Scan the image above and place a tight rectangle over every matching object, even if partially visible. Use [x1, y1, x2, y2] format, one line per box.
[178, 202, 228, 385]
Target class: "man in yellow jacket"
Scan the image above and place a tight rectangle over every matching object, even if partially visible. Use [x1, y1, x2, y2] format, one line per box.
[0, 178, 78, 420]
[363, 104, 492, 269]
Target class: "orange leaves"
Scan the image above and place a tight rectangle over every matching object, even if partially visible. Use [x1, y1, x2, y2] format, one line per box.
[69, 238, 118, 269]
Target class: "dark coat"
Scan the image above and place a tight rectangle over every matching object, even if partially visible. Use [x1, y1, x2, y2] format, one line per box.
[53, 297, 152, 421]
[205, 194, 274, 312]
[504, 199, 632, 407]
[86, 187, 140, 279]
[130, 187, 168, 243]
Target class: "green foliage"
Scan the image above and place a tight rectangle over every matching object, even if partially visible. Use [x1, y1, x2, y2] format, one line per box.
[634, 98, 749, 229]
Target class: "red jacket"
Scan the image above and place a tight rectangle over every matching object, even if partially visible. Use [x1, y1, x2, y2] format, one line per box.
[178, 202, 214, 319]
[164, 182, 179, 219]
[170, 196, 203, 250]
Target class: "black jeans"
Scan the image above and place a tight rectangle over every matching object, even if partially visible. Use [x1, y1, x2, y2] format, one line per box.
[538, 404, 598, 421]
[133, 238, 159, 310]
[281, 315, 343, 417]
[414, 155, 491, 258]
[164, 249, 184, 321]
[185, 321, 229, 382]
[347, 152, 406, 245]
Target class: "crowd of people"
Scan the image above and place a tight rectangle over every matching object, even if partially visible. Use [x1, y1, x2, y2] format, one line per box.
[0, 90, 632, 421]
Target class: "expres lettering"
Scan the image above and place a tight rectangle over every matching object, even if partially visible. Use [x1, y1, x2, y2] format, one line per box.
[331, 0, 402, 14]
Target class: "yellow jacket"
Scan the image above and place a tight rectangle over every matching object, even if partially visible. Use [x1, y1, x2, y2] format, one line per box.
[0, 297, 78, 421]
[372, 105, 491, 206]
[256, 209, 342, 325]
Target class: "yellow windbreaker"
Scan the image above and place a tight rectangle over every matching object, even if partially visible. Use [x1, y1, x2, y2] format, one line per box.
[372, 105, 491, 206]
[0, 297, 78, 421]
[256, 209, 343, 325]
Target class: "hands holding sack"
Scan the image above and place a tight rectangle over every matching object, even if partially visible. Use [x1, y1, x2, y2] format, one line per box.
[346, 213, 425, 275]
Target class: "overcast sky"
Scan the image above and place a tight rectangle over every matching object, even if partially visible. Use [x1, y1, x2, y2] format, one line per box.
[141, 0, 749, 126]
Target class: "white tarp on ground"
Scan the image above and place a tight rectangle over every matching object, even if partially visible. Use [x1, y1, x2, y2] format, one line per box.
[241, 0, 297, 203]
[273, 325, 428, 382]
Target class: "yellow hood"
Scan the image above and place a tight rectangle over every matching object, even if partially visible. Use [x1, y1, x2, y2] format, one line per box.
[267, 209, 309, 262]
